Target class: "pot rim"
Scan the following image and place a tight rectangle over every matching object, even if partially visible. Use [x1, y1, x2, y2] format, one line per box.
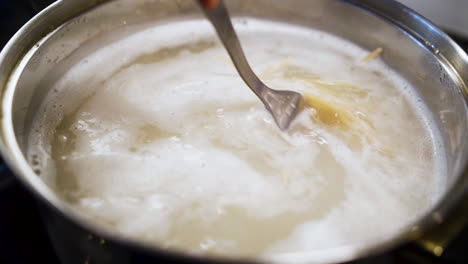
[0, 0, 467, 263]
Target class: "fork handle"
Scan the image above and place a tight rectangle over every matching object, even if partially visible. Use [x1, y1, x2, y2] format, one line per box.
[198, 0, 219, 9]
[196, 0, 267, 98]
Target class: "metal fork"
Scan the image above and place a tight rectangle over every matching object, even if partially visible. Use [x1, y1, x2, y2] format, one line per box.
[198, 0, 303, 130]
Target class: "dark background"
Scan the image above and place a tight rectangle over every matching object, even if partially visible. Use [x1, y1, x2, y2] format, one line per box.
[0, 1, 467, 263]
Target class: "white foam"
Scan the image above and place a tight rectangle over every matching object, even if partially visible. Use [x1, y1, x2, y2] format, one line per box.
[27, 19, 446, 259]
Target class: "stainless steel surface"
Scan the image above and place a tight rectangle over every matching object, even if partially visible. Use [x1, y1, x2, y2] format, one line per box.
[397, 0, 468, 38]
[198, 0, 302, 130]
[0, 0, 467, 263]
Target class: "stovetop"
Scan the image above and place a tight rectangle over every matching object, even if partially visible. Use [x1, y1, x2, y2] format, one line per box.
[0, 1, 467, 263]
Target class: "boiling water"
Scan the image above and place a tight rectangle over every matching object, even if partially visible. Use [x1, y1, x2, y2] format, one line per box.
[27, 19, 446, 259]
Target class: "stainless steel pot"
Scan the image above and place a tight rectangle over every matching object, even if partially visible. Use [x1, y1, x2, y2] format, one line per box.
[0, 0, 467, 263]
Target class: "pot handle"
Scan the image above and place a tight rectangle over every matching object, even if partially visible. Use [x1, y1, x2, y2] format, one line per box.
[416, 194, 468, 256]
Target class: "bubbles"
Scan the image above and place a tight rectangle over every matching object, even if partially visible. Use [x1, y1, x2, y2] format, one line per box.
[29, 154, 43, 176]
[25, 19, 444, 259]
[58, 135, 68, 143]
